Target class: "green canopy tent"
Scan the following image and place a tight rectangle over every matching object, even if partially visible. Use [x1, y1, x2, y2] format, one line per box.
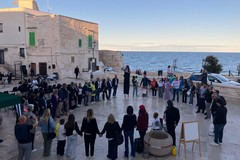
[0, 93, 21, 125]
[0, 93, 21, 109]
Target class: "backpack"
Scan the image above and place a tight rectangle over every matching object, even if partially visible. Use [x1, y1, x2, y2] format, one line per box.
[15, 124, 30, 142]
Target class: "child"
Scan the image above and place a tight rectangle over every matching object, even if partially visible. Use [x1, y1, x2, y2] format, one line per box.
[56, 119, 66, 157]
[149, 112, 164, 130]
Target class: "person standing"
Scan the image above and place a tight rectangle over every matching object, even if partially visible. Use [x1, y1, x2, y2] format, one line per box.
[189, 81, 196, 105]
[140, 74, 150, 97]
[150, 78, 158, 97]
[81, 109, 100, 158]
[196, 83, 207, 113]
[112, 75, 119, 98]
[201, 69, 208, 85]
[101, 79, 108, 100]
[157, 78, 164, 98]
[132, 76, 138, 97]
[15, 115, 37, 160]
[210, 98, 227, 146]
[164, 78, 172, 101]
[106, 77, 112, 99]
[171, 77, 180, 102]
[164, 100, 180, 146]
[121, 106, 137, 158]
[74, 66, 80, 79]
[38, 109, 56, 157]
[101, 114, 121, 160]
[56, 119, 66, 157]
[94, 78, 101, 102]
[136, 105, 149, 153]
[204, 85, 213, 119]
[65, 114, 82, 159]
[182, 79, 189, 103]
[24, 104, 38, 152]
[123, 65, 131, 97]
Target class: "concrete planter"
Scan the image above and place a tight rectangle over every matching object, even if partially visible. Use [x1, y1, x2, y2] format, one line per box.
[144, 130, 173, 157]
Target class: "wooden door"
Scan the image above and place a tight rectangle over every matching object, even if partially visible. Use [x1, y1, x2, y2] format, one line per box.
[39, 63, 47, 75]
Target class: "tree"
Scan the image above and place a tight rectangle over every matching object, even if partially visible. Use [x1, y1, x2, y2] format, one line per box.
[203, 55, 223, 73]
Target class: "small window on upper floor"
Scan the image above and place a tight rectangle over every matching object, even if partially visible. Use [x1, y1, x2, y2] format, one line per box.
[19, 48, 25, 57]
[0, 50, 4, 64]
[71, 56, 75, 63]
[0, 23, 3, 33]
[19, 26, 21, 32]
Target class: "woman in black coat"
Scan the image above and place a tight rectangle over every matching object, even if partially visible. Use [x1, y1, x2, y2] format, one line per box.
[101, 114, 121, 160]
[81, 109, 100, 158]
[123, 65, 131, 97]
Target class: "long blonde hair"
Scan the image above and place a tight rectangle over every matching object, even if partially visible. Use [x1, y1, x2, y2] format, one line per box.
[107, 114, 115, 124]
[42, 108, 51, 121]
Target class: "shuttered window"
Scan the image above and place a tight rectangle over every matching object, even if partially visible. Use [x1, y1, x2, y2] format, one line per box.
[78, 39, 82, 48]
[29, 32, 35, 46]
[88, 35, 92, 48]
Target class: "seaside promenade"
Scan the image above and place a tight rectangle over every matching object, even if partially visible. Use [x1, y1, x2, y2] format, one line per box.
[0, 77, 240, 160]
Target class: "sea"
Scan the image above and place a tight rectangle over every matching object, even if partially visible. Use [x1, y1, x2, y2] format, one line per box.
[122, 51, 240, 75]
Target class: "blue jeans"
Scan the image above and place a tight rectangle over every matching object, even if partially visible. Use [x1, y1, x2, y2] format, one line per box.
[214, 124, 225, 143]
[124, 131, 135, 157]
[189, 93, 194, 104]
[133, 86, 138, 96]
[172, 89, 179, 102]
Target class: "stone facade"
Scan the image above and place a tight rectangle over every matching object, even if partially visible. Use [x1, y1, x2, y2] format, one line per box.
[0, 1, 99, 79]
[99, 50, 124, 72]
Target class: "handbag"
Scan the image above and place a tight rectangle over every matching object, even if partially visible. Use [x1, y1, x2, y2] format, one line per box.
[47, 118, 56, 139]
[115, 123, 123, 145]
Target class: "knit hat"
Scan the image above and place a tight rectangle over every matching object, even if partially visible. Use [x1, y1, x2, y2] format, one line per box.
[139, 105, 145, 111]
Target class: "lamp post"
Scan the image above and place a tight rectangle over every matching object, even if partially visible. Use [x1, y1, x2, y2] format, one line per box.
[88, 30, 97, 81]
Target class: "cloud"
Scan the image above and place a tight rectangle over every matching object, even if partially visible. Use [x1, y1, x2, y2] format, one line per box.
[99, 42, 240, 52]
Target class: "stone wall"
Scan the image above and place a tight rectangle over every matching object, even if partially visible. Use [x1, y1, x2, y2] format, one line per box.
[99, 50, 124, 72]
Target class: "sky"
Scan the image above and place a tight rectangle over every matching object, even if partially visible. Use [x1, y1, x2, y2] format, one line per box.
[1, 0, 240, 52]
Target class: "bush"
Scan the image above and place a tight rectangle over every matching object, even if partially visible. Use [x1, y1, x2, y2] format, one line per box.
[203, 55, 223, 73]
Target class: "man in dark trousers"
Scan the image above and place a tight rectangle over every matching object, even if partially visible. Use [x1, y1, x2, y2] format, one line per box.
[74, 66, 79, 79]
[210, 98, 227, 146]
[164, 100, 180, 146]
[106, 77, 112, 99]
[112, 75, 119, 98]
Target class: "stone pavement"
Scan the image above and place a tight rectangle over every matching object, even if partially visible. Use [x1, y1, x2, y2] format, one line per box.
[0, 78, 240, 160]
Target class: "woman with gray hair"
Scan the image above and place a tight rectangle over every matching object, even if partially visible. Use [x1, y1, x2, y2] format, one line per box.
[24, 104, 38, 152]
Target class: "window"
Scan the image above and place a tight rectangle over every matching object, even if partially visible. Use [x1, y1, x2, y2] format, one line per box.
[0, 23, 3, 33]
[88, 35, 93, 48]
[78, 39, 82, 48]
[29, 32, 35, 46]
[18, 26, 21, 32]
[71, 56, 75, 63]
[0, 50, 4, 64]
[19, 48, 25, 57]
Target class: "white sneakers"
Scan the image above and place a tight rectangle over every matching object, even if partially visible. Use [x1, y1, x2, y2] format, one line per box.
[210, 142, 219, 146]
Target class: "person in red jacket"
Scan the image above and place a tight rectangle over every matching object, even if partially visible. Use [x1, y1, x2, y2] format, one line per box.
[136, 105, 149, 152]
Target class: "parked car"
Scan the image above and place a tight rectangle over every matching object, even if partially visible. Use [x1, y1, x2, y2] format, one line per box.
[189, 73, 240, 87]
[104, 66, 114, 72]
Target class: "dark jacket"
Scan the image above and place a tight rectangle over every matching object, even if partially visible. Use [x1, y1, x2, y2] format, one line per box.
[204, 89, 213, 103]
[101, 122, 121, 139]
[164, 106, 180, 126]
[81, 117, 100, 135]
[213, 106, 227, 125]
[136, 111, 149, 132]
[140, 77, 150, 87]
[112, 78, 119, 87]
[65, 121, 82, 136]
[15, 124, 33, 144]
[121, 114, 137, 132]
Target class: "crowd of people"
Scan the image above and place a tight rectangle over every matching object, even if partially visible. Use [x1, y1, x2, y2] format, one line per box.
[1, 65, 228, 159]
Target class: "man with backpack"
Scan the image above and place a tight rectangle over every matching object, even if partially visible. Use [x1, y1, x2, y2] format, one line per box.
[15, 115, 38, 160]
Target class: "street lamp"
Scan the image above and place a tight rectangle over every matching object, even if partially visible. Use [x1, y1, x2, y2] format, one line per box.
[88, 30, 97, 81]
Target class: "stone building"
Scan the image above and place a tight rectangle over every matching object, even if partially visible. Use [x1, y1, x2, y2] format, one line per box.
[0, 0, 99, 79]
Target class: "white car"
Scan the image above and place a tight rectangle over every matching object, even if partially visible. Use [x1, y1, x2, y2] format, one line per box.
[189, 73, 240, 87]
[104, 66, 114, 72]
